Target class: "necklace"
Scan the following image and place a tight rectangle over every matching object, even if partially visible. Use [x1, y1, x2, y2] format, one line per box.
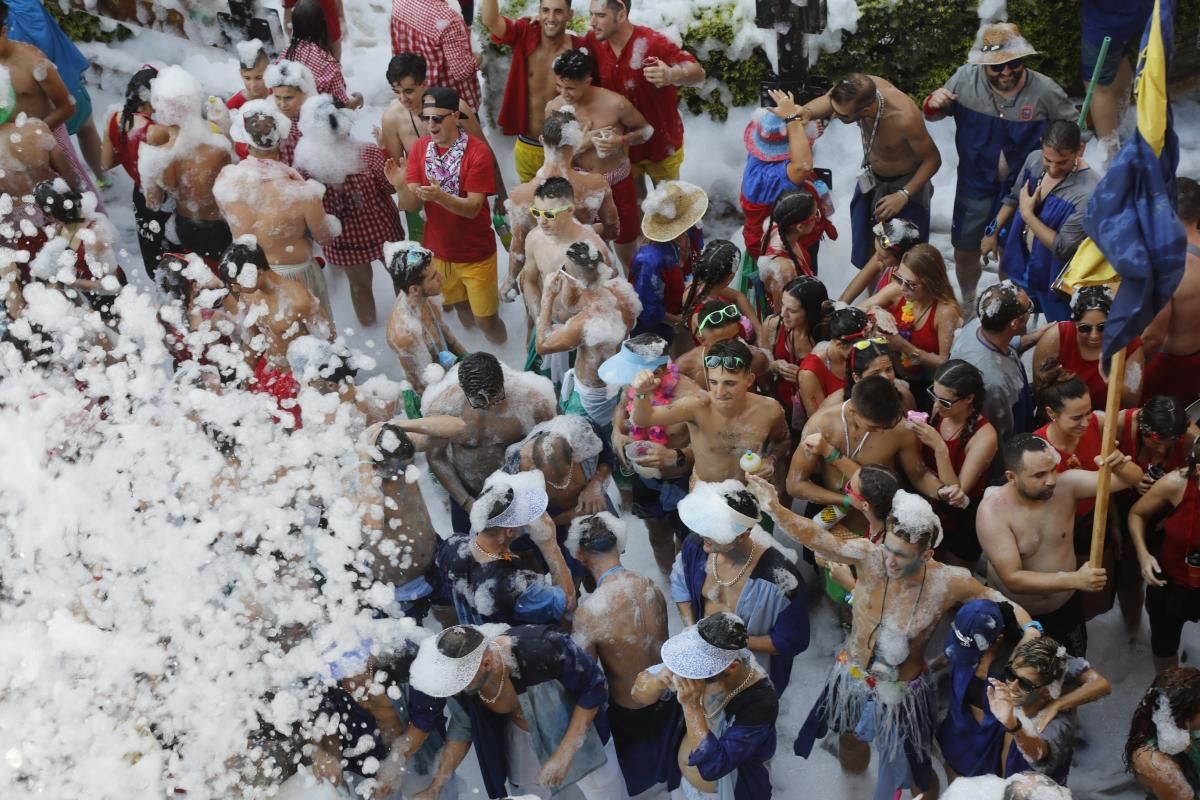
[479, 659, 507, 705]
[596, 564, 625, 586]
[704, 665, 758, 720]
[840, 401, 872, 460]
[544, 468, 573, 490]
[709, 541, 757, 587]
[472, 539, 512, 562]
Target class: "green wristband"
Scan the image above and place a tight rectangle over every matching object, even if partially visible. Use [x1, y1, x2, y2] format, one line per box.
[841, 494, 852, 510]
[825, 446, 842, 463]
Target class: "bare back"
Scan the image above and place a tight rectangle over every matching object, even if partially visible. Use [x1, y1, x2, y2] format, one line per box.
[164, 143, 231, 221]
[1, 43, 62, 123]
[0, 118, 57, 197]
[238, 274, 326, 367]
[214, 159, 324, 266]
[575, 571, 668, 708]
[1161, 250, 1200, 356]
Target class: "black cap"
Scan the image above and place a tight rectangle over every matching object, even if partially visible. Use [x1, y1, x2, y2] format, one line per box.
[422, 86, 460, 112]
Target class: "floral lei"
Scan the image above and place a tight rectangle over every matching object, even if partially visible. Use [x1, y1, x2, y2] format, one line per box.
[897, 300, 919, 370]
[626, 364, 680, 445]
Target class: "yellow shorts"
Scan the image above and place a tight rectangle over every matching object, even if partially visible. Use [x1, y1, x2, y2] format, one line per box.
[514, 136, 546, 184]
[435, 253, 499, 317]
[633, 145, 685, 183]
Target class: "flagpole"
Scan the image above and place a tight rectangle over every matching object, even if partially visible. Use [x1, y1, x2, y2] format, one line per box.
[1078, 36, 1112, 129]
[1089, 347, 1127, 568]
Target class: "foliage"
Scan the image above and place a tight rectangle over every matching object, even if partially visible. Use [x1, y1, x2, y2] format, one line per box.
[678, 5, 772, 121]
[46, 0, 132, 44]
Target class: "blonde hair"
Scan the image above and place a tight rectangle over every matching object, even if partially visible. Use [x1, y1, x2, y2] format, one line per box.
[900, 244, 961, 317]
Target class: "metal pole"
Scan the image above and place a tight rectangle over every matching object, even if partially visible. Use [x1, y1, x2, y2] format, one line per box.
[1078, 35, 1112, 128]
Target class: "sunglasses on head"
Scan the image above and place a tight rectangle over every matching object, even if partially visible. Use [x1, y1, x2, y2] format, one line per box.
[1076, 321, 1105, 335]
[420, 112, 453, 124]
[926, 386, 960, 409]
[704, 354, 747, 371]
[987, 58, 1025, 73]
[1003, 664, 1048, 693]
[853, 336, 888, 351]
[873, 225, 903, 253]
[891, 272, 920, 292]
[530, 204, 574, 220]
[698, 304, 740, 330]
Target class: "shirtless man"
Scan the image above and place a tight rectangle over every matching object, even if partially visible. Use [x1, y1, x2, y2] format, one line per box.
[420, 352, 558, 533]
[0, 11, 97, 201]
[537, 241, 639, 431]
[380, 51, 506, 238]
[670, 479, 809, 696]
[546, 48, 653, 267]
[676, 298, 770, 386]
[568, 512, 673, 798]
[1141, 176, 1200, 405]
[349, 421, 442, 619]
[979, 432, 1134, 657]
[482, 0, 579, 184]
[751, 473, 1034, 800]
[797, 73, 942, 271]
[384, 242, 465, 395]
[631, 338, 789, 485]
[139, 65, 233, 263]
[217, 238, 332, 426]
[789, 374, 966, 523]
[503, 109, 618, 301]
[214, 100, 337, 317]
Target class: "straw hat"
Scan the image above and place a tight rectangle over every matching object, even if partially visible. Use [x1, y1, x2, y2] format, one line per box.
[641, 181, 708, 243]
[967, 22, 1039, 66]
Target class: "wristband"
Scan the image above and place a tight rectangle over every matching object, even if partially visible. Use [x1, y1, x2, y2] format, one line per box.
[898, 188, 912, 199]
[984, 218, 999, 237]
[674, 448, 686, 468]
[841, 494, 852, 510]
[1022, 620, 1044, 635]
[824, 446, 842, 463]
[783, 113, 804, 124]
[1005, 721, 1022, 734]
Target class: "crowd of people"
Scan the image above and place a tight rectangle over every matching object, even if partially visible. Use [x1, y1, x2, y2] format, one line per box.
[2, 0, 1200, 797]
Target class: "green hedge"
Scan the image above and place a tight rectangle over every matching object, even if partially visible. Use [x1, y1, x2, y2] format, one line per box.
[46, 0, 132, 44]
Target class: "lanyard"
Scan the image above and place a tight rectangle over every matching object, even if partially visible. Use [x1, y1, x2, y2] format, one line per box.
[596, 565, 625, 586]
[859, 91, 886, 169]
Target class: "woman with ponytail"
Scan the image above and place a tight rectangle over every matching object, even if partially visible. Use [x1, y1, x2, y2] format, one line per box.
[682, 239, 762, 346]
[100, 66, 170, 278]
[763, 275, 832, 430]
[758, 189, 837, 311]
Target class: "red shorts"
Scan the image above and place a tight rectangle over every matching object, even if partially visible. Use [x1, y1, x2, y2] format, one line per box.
[611, 173, 639, 245]
[252, 356, 303, 428]
[1143, 350, 1200, 406]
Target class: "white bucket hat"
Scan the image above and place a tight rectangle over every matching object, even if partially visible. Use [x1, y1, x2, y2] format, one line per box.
[469, 469, 550, 532]
[410, 625, 493, 698]
[661, 616, 752, 680]
[678, 480, 759, 544]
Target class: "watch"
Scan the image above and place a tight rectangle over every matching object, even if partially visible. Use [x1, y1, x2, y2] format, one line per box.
[783, 113, 804, 124]
[984, 218, 999, 237]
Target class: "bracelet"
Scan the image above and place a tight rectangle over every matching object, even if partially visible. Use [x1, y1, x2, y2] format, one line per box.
[1022, 620, 1044, 635]
[635, 393, 649, 400]
[841, 494, 852, 510]
[674, 448, 686, 468]
[898, 188, 912, 199]
[1005, 721, 1022, 734]
[783, 113, 804, 124]
[824, 446, 842, 463]
[984, 218, 999, 237]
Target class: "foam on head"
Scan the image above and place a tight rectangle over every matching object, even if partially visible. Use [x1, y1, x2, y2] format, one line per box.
[236, 39, 267, 70]
[230, 99, 292, 150]
[264, 60, 316, 96]
[565, 511, 627, 558]
[887, 490, 942, 549]
[294, 94, 360, 185]
[149, 65, 204, 127]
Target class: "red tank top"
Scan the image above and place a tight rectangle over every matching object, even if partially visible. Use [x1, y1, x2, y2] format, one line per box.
[921, 414, 993, 498]
[107, 112, 152, 187]
[1120, 408, 1190, 473]
[799, 351, 844, 399]
[1057, 321, 1142, 410]
[770, 318, 806, 411]
[1160, 478, 1200, 588]
[888, 298, 940, 377]
[1035, 413, 1103, 517]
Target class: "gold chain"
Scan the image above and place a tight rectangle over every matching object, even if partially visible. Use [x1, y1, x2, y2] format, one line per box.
[709, 541, 757, 587]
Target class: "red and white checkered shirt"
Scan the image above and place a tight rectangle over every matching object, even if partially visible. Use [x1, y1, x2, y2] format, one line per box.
[313, 144, 405, 266]
[389, 0, 481, 110]
[280, 41, 351, 105]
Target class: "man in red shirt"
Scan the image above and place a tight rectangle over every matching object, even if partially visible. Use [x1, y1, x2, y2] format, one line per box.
[482, 0, 581, 183]
[389, 87, 506, 344]
[585, 0, 705, 188]
[390, 0, 481, 111]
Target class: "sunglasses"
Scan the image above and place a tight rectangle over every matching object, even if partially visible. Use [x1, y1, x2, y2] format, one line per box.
[530, 204, 574, 220]
[873, 225, 903, 253]
[698, 304, 740, 330]
[1003, 664, 1049, 694]
[892, 273, 920, 292]
[703, 354, 747, 370]
[420, 112, 453, 124]
[926, 386, 960, 409]
[843, 479, 866, 505]
[853, 336, 888, 351]
[987, 58, 1025, 74]
[1076, 322, 1106, 335]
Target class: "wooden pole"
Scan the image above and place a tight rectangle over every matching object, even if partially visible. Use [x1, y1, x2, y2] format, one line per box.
[1089, 347, 1127, 568]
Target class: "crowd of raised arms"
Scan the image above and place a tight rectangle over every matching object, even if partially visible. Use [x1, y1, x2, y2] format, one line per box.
[2, 0, 1200, 797]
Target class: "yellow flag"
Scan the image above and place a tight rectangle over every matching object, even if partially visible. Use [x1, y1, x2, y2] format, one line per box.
[1052, 238, 1119, 295]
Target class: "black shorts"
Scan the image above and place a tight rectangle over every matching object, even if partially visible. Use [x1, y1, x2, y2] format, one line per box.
[1146, 578, 1200, 658]
[631, 473, 689, 542]
[1037, 592, 1088, 657]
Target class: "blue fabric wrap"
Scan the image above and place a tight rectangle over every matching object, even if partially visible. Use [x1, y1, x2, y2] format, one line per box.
[1001, 191, 1078, 321]
[437, 534, 566, 626]
[950, 106, 1048, 201]
[683, 679, 778, 800]
[451, 626, 612, 798]
[3, 0, 90, 95]
[1082, 0, 1155, 42]
[740, 158, 799, 205]
[670, 534, 809, 695]
[849, 182, 931, 269]
[391, 686, 447, 775]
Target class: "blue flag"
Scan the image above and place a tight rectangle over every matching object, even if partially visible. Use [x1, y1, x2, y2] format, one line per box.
[1082, 0, 1187, 362]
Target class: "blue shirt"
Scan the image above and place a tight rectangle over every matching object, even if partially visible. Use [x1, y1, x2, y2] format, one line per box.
[1082, 0, 1154, 42]
[671, 533, 809, 695]
[683, 677, 779, 800]
[437, 533, 567, 625]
